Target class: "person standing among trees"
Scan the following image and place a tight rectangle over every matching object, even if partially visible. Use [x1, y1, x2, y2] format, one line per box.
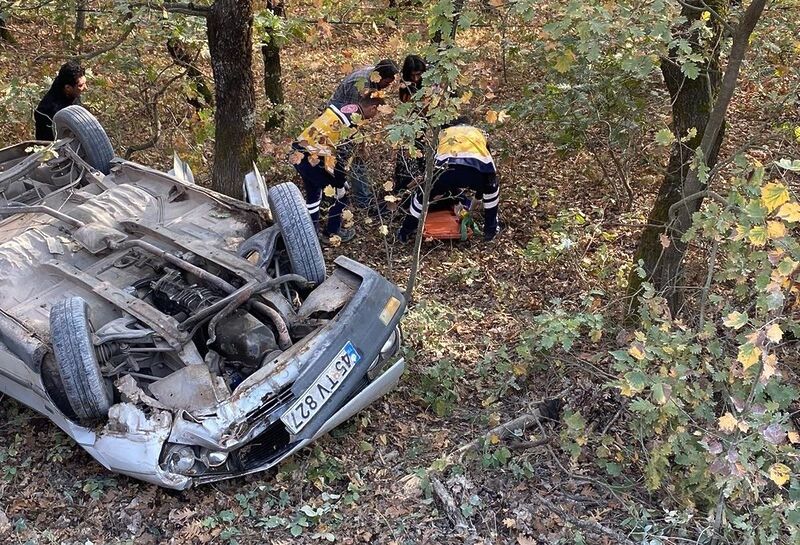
[328, 59, 398, 211]
[397, 117, 501, 243]
[394, 54, 427, 196]
[34, 60, 87, 140]
[292, 96, 385, 244]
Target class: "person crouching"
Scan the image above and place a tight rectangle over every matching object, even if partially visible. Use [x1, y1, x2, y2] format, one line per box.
[292, 96, 383, 243]
[398, 118, 500, 243]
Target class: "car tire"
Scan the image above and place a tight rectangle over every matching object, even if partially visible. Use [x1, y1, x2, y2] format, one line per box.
[53, 105, 114, 175]
[49, 297, 112, 421]
[267, 182, 326, 286]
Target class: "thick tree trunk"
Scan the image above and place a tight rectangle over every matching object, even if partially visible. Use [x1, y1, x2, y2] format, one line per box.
[206, 0, 257, 198]
[167, 38, 214, 110]
[627, 1, 727, 315]
[261, 0, 284, 130]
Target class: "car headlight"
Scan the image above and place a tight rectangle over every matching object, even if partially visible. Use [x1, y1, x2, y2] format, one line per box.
[164, 445, 199, 475]
[380, 326, 401, 357]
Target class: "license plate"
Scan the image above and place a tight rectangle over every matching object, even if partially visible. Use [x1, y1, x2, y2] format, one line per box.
[281, 342, 361, 434]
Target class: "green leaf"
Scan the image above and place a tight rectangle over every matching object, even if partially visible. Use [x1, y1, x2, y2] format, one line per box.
[681, 61, 700, 79]
[655, 128, 675, 146]
[775, 158, 800, 171]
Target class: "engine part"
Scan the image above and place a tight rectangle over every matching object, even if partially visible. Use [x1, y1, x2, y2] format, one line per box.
[211, 309, 278, 367]
[152, 270, 220, 316]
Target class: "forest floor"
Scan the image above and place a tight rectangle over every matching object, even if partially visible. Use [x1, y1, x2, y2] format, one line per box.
[0, 6, 798, 545]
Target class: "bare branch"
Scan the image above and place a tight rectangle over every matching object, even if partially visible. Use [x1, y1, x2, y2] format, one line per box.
[79, 23, 135, 61]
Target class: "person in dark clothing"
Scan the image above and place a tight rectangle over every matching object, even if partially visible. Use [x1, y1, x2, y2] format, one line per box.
[398, 54, 426, 103]
[329, 59, 398, 109]
[292, 96, 384, 243]
[394, 54, 428, 197]
[329, 59, 398, 210]
[34, 61, 86, 140]
[398, 120, 501, 243]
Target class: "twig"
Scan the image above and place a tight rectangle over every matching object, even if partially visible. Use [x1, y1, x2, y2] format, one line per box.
[698, 238, 719, 328]
[455, 411, 543, 456]
[507, 437, 551, 451]
[430, 476, 471, 534]
[529, 490, 638, 545]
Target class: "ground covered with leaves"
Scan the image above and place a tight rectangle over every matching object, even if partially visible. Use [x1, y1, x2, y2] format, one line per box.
[1, 2, 799, 544]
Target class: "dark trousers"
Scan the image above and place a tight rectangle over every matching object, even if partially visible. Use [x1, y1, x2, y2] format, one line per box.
[293, 155, 347, 235]
[400, 164, 499, 236]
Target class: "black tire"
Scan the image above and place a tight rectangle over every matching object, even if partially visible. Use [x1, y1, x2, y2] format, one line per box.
[49, 297, 112, 421]
[53, 105, 114, 174]
[268, 182, 326, 285]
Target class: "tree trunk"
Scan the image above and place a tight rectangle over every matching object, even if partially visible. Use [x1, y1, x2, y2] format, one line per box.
[261, 0, 284, 130]
[432, 0, 464, 44]
[206, 0, 257, 198]
[75, 0, 86, 40]
[167, 38, 214, 110]
[627, 1, 728, 315]
[0, 15, 14, 43]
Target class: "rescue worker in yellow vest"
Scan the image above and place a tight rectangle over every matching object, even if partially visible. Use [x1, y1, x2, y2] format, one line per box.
[398, 119, 500, 242]
[292, 96, 384, 243]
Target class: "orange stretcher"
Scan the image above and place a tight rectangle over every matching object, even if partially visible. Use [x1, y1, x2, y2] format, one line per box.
[422, 209, 474, 240]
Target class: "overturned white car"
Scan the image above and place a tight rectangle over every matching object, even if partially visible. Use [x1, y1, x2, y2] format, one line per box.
[0, 106, 405, 489]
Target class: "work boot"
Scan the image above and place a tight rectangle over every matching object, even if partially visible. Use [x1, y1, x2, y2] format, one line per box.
[321, 226, 356, 245]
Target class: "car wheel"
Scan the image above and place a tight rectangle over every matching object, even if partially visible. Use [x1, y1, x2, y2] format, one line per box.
[267, 182, 326, 286]
[53, 105, 114, 175]
[49, 297, 112, 421]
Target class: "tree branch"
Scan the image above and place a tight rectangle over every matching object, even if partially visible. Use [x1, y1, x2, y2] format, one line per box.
[79, 23, 135, 61]
[682, 0, 768, 197]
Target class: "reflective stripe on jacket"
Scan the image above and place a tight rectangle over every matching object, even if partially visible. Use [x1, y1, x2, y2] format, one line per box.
[435, 125, 496, 174]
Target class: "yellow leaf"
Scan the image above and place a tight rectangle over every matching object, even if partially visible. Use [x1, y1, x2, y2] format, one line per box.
[327, 234, 342, 247]
[748, 225, 767, 247]
[761, 182, 790, 212]
[718, 412, 738, 433]
[789, 431, 800, 444]
[502, 517, 516, 529]
[383, 180, 394, 192]
[460, 91, 473, 104]
[378, 225, 389, 236]
[628, 341, 645, 360]
[489, 434, 500, 445]
[339, 62, 353, 74]
[323, 155, 336, 173]
[590, 329, 602, 342]
[767, 220, 787, 239]
[766, 324, 783, 343]
[497, 110, 510, 123]
[485, 110, 499, 124]
[490, 0, 505, 7]
[762, 353, 778, 382]
[737, 420, 750, 433]
[737, 343, 761, 370]
[723, 311, 748, 330]
[554, 48, 576, 73]
[659, 233, 671, 248]
[619, 382, 634, 397]
[768, 463, 791, 486]
[700, 10, 711, 21]
[377, 104, 393, 115]
[369, 70, 382, 83]
[323, 185, 336, 198]
[289, 151, 305, 165]
[776, 202, 800, 222]
[384, 195, 398, 203]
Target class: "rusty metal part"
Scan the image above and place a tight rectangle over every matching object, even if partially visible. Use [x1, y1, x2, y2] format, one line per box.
[118, 220, 269, 283]
[42, 260, 188, 350]
[206, 275, 307, 345]
[250, 300, 291, 350]
[0, 205, 85, 228]
[179, 280, 259, 332]
[109, 239, 237, 294]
